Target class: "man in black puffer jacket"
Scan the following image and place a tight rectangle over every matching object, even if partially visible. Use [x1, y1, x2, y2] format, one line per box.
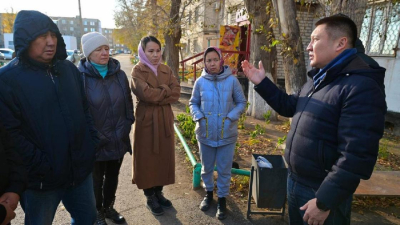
[0, 10, 99, 224]
[242, 15, 386, 225]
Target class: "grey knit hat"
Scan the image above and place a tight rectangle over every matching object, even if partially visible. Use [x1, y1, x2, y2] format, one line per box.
[81, 32, 109, 57]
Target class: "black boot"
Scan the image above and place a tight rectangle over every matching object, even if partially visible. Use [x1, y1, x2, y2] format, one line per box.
[155, 191, 173, 208]
[105, 200, 126, 224]
[200, 191, 213, 211]
[95, 208, 107, 225]
[216, 197, 227, 220]
[146, 194, 164, 216]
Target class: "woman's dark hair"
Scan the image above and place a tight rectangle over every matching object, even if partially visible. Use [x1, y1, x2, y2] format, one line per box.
[204, 48, 220, 59]
[140, 36, 161, 50]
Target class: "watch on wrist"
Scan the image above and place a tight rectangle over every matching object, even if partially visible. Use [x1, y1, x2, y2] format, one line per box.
[316, 199, 329, 211]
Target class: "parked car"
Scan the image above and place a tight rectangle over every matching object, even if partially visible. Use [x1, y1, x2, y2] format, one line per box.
[109, 49, 115, 56]
[0, 48, 15, 60]
[66, 50, 81, 66]
[66, 50, 74, 57]
[0, 52, 5, 60]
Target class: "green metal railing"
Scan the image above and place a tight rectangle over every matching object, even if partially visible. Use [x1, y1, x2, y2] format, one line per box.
[174, 123, 250, 189]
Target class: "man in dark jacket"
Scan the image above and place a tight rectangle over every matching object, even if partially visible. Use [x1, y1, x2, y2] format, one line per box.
[242, 15, 386, 225]
[0, 120, 27, 225]
[0, 10, 98, 224]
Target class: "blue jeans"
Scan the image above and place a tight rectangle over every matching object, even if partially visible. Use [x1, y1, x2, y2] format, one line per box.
[20, 174, 96, 225]
[287, 174, 352, 225]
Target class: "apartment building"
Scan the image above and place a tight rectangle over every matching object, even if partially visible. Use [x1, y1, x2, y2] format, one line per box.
[51, 16, 101, 48]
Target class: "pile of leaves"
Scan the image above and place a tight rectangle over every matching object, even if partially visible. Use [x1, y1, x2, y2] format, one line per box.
[353, 196, 400, 211]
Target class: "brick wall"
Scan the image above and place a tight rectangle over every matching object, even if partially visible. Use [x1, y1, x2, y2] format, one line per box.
[273, 7, 316, 80]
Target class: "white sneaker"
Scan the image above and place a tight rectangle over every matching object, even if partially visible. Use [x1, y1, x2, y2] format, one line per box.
[256, 156, 273, 168]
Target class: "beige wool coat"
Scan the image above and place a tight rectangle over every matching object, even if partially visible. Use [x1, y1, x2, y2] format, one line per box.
[131, 62, 180, 189]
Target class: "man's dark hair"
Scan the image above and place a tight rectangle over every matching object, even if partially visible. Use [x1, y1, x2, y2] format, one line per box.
[140, 36, 161, 50]
[315, 14, 357, 47]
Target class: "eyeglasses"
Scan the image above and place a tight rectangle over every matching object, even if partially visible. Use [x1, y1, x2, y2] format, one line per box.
[205, 58, 220, 64]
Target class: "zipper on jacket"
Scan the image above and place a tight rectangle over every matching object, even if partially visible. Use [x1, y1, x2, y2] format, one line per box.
[47, 69, 55, 84]
[221, 117, 226, 139]
[308, 75, 327, 97]
[205, 118, 209, 138]
[40, 182, 43, 189]
[102, 79, 121, 158]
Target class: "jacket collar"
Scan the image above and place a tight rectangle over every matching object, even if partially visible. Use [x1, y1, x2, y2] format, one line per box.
[136, 62, 170, 87]
[79, 57, 121, 78]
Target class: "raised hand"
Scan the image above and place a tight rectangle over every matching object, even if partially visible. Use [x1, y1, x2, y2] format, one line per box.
[241, 60, 266, 85]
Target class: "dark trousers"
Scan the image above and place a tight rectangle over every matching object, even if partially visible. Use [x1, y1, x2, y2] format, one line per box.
[287, 174, 352, 225]
[143, 186, 163, 196]
[93, 158, 123, 210]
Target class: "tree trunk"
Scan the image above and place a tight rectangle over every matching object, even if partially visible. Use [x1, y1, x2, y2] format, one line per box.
[150, 0, 158, 35]
[164, 28, 181, 82]
[275, 0, 307, 95]
[244, 0, 278, 120]
[318, 0, 368, 36]
[163, 0, 182, 82]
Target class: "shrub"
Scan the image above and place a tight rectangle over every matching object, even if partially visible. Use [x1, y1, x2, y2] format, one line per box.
[176, 106, 197, 144]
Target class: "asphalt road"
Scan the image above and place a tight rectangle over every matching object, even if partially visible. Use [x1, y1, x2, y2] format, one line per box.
[11, 54, 288, 225]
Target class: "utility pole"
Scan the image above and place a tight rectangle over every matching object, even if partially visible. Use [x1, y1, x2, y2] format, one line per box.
[78, 0, 84, 51]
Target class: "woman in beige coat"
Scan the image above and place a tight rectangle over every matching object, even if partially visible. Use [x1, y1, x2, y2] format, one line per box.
[131, 36, 180, 216]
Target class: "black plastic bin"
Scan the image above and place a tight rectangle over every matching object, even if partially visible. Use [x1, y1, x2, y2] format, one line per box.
[247, 154, 288, 218]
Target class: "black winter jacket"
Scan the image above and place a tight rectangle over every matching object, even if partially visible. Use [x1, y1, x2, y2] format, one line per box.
[0, 10, 98, 191]
[79, 58, 134, 161]
[0, 121, 27, 223]
[255, 50, 386, 210]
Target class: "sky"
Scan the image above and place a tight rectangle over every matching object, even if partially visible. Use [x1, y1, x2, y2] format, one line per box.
[1, 0, 118, 28]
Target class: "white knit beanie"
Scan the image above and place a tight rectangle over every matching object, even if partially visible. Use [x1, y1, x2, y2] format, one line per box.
[81, 32, 109, 57]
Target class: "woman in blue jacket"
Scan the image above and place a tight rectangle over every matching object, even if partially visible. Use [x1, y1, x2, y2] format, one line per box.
[189, 47, 246, 220]
[79, 32, 134, 225]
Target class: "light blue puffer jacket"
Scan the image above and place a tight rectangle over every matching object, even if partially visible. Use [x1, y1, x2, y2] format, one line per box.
[189, 66, 247, 147]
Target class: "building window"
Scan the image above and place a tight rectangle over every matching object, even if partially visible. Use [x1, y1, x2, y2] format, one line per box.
[90, 28, 95, 32]
[109, 30, 112, 33]
[360, 1, 400, 56]
[90, 21, 95, 26]
[70, 21, 74, 25]
[84, 28, 88, 32]
[84, 21, 88, 25]
[105, 30, 108, 33]
[70, 27, 74, 31]
[62, 20, 66, 24]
